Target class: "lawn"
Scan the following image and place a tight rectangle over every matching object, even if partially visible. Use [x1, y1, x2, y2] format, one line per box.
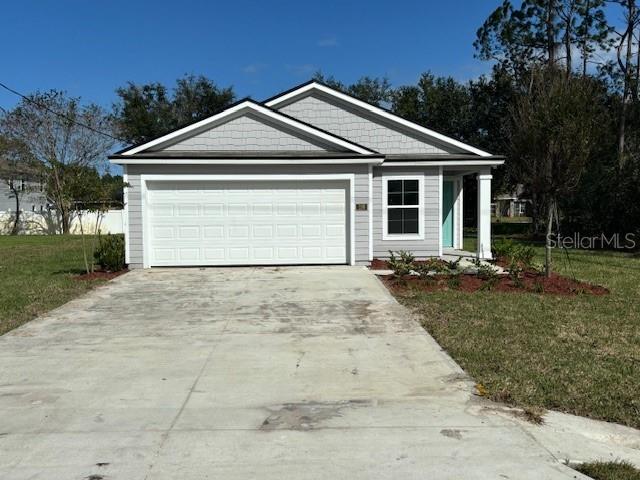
[396, 239, 640, 429]
[575, 461, 640, 480]
[0, 235, 113, 335]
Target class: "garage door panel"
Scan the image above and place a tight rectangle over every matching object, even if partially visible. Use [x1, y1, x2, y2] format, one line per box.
[147, 181, 348, 266]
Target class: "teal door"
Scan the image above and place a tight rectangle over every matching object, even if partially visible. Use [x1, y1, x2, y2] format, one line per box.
[442, 181, 454, 248]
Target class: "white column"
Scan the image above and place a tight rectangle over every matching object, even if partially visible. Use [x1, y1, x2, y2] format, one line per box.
[457, 178, 464, 250]
[477, 169, 493, 260]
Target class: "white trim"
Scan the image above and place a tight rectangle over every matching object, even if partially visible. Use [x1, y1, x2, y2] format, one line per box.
[382, 175, 425, 241]
[110, 157, 383, 165]
[443, 175, 459, 250]
[380, 160, 504, 167]
[438, 167, 443, 257]
[120, 101, 375, 156]
[123, 167, 130, 264]
[139, 173, 356, 268]
[266, 82, 492, 157]
[368, 164, 373, 261]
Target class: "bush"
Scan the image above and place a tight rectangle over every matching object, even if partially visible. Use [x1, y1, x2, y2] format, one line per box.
[493, 240, 537, 272]
[388, 250, 415, 277]
[94, 234, 126, 272]
[414, 258, 450, 278]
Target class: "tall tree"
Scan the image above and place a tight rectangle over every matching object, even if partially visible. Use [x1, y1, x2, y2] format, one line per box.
[392, 73, 472, 140]
[475, 0, 611, 78]
[0, 91, 115, 233]
[113, 75, 235, 145]
[611, 0, 640, 166]
[312, 72, 393, 106]
[575, 0, 612, 76]
[508, 68, 603, 273]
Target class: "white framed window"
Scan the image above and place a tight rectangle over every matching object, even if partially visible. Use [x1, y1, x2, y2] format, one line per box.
[382, 175, 424, 240]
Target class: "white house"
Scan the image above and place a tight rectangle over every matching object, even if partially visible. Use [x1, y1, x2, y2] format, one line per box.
[109, 81, 504, 268]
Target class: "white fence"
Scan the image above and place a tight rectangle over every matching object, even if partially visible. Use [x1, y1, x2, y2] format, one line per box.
[0, 210, 124, 235]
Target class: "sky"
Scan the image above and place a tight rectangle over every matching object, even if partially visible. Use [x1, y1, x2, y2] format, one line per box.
[0, 0, 504, 111]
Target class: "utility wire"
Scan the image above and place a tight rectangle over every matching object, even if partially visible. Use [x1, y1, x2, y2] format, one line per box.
[0, 81, 124, 142]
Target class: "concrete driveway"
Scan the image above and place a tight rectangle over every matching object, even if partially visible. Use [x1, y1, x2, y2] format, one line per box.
[0, 267, 584, 479]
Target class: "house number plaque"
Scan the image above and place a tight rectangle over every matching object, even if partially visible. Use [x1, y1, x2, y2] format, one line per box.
[356, 203, 368, 211]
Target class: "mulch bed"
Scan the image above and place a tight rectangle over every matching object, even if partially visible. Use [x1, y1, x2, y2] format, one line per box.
[381, 272, 608, 296]
[74, 269, 128, 282]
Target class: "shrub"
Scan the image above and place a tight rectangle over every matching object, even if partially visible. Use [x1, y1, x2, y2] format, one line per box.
[388, 250, 415, 277]
[447, 272, 461, 289]
[492, 239, 516, 259]
[94, 234, 126, 272]
[414, 258, 450, 278]
[477, 263, 500, 290]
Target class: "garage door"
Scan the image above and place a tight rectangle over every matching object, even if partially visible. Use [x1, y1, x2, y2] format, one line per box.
[146, 181, 348, 266]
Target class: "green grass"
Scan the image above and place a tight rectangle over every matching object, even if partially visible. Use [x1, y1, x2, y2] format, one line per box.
[0, 235, 110, 335]
[575, 461, 640, 480]
[398, 239, 640, 429]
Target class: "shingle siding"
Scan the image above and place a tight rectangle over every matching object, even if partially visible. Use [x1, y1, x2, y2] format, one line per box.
[162, 114, 330, 152]
[279, 93, 455, 155]
[372, 166, 440, 258]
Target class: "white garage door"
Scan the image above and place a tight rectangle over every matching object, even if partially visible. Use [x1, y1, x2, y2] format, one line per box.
[146, 181, 348, 266]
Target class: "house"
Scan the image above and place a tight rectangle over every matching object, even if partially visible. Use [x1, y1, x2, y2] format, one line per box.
[0, 179, 48, 213]
[493, 185, 531, 218]
[109, 81, 504, 268]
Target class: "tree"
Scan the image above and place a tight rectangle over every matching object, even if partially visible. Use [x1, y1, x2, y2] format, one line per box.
[0, 91, 115, 234]
[113, 74, 235, 144]
[392, 73, 472, 139]
[475, 0, 611, 79]
[65, 167, 125, 274]
[312, 72, 393, 106]
[508, 69, 604, 274]
[611, 0, 640, 166]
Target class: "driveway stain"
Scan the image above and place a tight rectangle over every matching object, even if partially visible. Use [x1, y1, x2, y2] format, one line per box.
[440, 429, 465, 440]
[260, 400, 370, 431]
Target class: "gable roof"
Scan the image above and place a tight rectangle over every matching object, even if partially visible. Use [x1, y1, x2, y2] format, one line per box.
[116, 98, 378, 157]
[264, 80, 492, 157]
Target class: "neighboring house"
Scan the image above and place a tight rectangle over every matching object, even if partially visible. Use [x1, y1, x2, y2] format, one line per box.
[0, 179, 48, 213]
[493, 185, 531, 218]
[109, 81, 504, 269]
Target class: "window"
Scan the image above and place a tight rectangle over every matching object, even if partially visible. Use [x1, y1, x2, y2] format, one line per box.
[383, 177, 423, 240]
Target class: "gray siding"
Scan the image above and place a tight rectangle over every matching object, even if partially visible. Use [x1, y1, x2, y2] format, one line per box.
[279, 93, 459, 155]
[125, 164, 370, 268]
[372, 166, 440, 259]
[0, 180, 47, 212]
[163, 113, 330, 152]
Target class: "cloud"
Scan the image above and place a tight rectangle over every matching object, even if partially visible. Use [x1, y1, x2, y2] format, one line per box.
[242, 63, 267, 75]
[317, 36, 339, 48]
[286, 64, 317, 76]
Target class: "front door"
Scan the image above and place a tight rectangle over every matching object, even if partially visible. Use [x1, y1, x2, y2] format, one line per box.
[442, 181, 454, 248]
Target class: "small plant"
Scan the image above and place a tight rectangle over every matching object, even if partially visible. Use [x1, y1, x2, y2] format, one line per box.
[533, 280, 545, 294]
[414, 258, 450, 278]
[94, 234, 126, 272]
[492, 239, 516, 260]
[387, 250, 415, 277]
[477, 263, 500, 290]
[446, 258, 461, 271]
[508, 257, 525, 288]
[447, 272, 461, 290]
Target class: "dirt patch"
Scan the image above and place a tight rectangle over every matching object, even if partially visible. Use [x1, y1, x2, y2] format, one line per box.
[75, 269, 128, 282]
[380, 271, 608, 296]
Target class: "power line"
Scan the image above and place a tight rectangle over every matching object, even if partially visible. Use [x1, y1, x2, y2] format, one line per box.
[0, 81, 124, 142]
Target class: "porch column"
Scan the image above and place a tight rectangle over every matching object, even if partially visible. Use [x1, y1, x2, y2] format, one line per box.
[477, 168, 493, 259]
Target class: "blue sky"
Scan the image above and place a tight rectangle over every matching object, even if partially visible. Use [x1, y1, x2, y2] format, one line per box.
[0, 0, 502, 110]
